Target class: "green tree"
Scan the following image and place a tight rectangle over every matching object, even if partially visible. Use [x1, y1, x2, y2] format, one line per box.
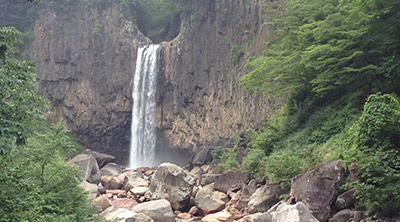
[344, 93, 400, 217]
[0, 27, 46, 154]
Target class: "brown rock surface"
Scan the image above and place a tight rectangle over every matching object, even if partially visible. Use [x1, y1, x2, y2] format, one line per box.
[110, 198, 138, 209]
[291, 160, 346, 222]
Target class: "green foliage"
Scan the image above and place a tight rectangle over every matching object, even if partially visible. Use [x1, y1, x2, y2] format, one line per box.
[0, 26, 96, 222]
[217, 147, 240, 172]
[119, 0, 190, 43]
[241, 0, 400, 101]
[0, 121, 96, 222]
[0, 27, 46, 154]
[343, 93, 400, 217]
[231, 44, 244, 65]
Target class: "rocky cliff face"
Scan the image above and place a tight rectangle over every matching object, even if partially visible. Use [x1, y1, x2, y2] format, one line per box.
[158, 0, 279, 152]
[28, 1, 151, 163]
[27, 0, 279, 164]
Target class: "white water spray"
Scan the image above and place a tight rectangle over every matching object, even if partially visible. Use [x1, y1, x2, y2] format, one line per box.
[129, 44, 161, 168]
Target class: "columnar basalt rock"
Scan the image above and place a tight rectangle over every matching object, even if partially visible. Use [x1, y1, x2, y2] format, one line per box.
[28, 0, 279, 164]
[159, 0, 279, 154]
[27, 1, 151, 164]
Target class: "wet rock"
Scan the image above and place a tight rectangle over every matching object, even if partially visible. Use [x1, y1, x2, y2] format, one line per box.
[334, 188, 355, 210]
[248, 183, 282, 213]
[68, 154, 101, 184]
[100, 163, 122, 176]
[195, 187, 226, 214]
[291, 160, 346, 222]
[148, 163, 196, 210]
[214, 170, 249, 193]
[132, 199, 175, 222]
[82, 149, 115, 168]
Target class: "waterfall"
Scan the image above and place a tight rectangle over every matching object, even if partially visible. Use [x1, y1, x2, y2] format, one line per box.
[129, 44, 161, 169]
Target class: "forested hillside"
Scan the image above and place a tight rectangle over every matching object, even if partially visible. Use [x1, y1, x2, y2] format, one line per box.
[217, 0, 400, 218]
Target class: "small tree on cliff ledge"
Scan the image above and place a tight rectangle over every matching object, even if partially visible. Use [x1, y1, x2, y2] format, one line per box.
[344, 93, 400, 217]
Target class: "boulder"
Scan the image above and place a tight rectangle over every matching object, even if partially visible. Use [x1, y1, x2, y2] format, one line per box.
[238, 212, 272, 222]
[202, 211, 232, 222]
[269, 202, 319, 222]
[290, 160, 346, 222]
[110, 198, 138, 209]
[68, 154, 101, 184]
[101, 175, 123, 190]
[92, 195, 111, 211]
[214, 170, 249, 193]
[193, 146, 213, 166]
[122, 171, 148, 191]
[209, 159, 222, 174]
[148, 163, 196, 210]
[79, 180, 98, 199]
[195, 187, 226, 214]
[106, 189, 127, 197]
[82, 149, 115, 168]
[126, 213, 154, 222]
[100, 162, 123, 176]
[328, 209, 361, 222]
[99, 206, 137, 222]
[130, 186, 149, 196]
[334, 188, 355, 211]
[248, 183, 282, 213]
[190, 166, 204, 181]
[200, 174, 220, 186]
[132, 199, 175, 222]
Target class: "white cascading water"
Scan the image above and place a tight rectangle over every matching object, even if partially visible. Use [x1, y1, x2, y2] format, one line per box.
[129, 44, 161, 168]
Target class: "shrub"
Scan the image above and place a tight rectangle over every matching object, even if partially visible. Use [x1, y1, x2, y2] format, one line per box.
[344, 93, 400, 217]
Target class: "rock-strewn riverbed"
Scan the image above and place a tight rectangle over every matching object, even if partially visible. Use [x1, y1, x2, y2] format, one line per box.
[71, 148, 363, 222]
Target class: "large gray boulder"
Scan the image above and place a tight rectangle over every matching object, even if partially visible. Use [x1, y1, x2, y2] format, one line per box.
[100, 162, 122, 176]
[269, 202, 319, 222]
[195, 187, 226, 214]
[214, 170, 249, 193]
[68, 154, 101, 184]
[132, 199, 175, 222]
[82, 149, 115, 168]
[248, 183, 282, 213]
[291, 160, 346, 222]
[148, 163, 195, 210]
